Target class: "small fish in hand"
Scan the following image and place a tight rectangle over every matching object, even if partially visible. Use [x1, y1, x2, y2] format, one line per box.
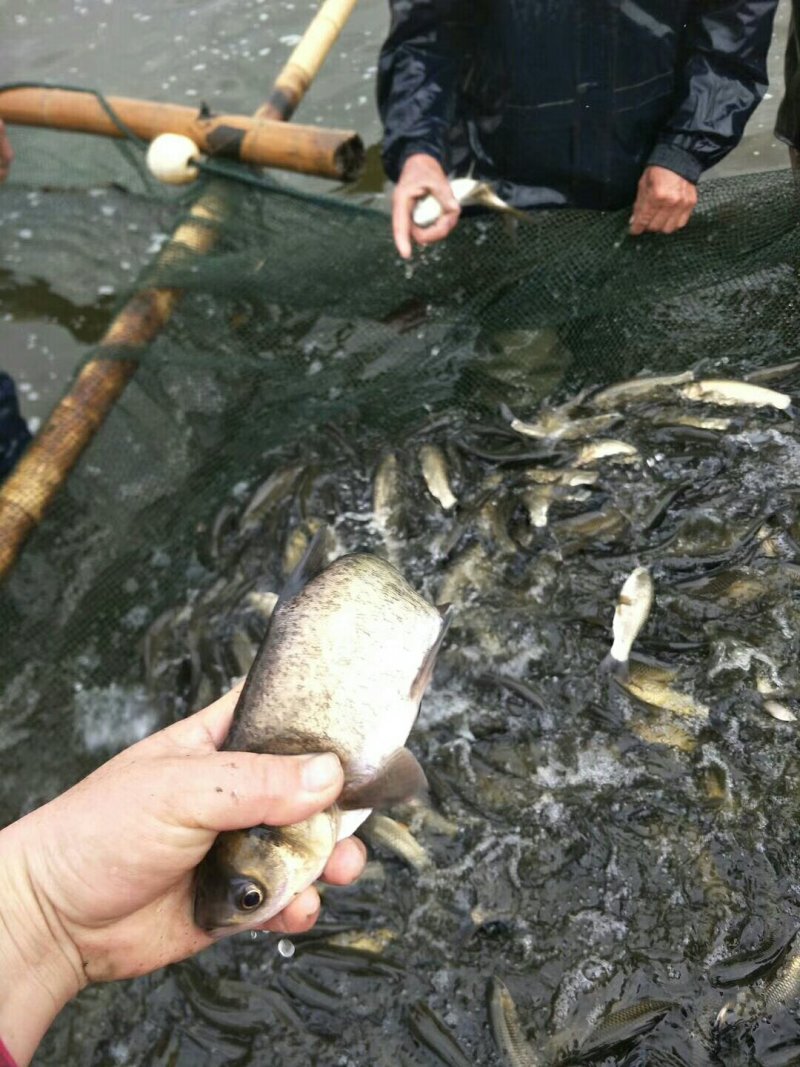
[194, 530, 451, 936]
[413, 177, 531, 228]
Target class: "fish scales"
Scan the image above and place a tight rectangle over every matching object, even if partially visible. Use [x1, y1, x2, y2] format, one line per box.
[195, 542, 450, 935]
[226, 554, 443, 773]
[489, 978, 540, 1067]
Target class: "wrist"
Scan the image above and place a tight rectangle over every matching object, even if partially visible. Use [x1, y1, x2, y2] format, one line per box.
[0, 815, 85, 1066]
[645, 143, 702, 185]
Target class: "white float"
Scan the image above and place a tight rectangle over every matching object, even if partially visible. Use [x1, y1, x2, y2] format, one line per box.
[146, 133, 202, 185]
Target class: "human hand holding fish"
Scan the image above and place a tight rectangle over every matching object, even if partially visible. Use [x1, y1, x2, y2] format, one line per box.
[0, 684, 366, 1067]
[392, 152, 461, 259]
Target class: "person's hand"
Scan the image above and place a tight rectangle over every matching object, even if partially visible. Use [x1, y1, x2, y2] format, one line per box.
[0, 119, 13, 183]
[629, 165, 697, 235]
[392, 152, 460, 259]
[0, 685, 366, 1066]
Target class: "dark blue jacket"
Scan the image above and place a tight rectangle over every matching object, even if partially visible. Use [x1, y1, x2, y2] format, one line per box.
[378, 0, 778, 210]
[0, 373, 30, 480]
[776, 0, 799, 150]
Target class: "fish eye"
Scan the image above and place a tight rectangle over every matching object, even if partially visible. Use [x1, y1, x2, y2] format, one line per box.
[237, 884, 264, 911]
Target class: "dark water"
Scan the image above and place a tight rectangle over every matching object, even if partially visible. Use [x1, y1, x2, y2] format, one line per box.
[11, 356, 798, 1066]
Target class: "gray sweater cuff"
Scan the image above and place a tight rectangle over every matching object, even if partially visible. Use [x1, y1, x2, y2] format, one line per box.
[645, 143, 704, 184]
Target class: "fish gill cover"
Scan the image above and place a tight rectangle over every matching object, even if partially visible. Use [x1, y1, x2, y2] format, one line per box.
[2, 132, 800, 1064]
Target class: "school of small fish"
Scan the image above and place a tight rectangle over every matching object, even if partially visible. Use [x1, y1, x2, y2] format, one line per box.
[142, 357, 800, 1065]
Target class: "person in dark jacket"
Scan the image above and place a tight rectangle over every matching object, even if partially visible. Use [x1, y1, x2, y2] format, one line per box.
[378, 1, 778, 258]
[0, 373, 31, 480]
[776, 0, 800, 168]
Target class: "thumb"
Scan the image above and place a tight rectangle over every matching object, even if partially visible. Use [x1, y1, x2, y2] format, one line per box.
[436, 180, 460, 215]
[171, 749, 344, 833]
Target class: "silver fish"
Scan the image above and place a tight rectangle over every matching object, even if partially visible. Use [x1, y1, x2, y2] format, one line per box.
[281, 517, 326, 577]
[620, 660, 710, 720]
[577, 999, 675, 1060]
[194, 532, 451, 935]
[600, 567, 654, 678]
[520, 467, 600, 487]
[419, 443, 458, 511]
[764, 939, 800, 1011]
[652, 410, 732, 432]
[359, 812, 432, 872]
[520, 484, 591, 529]
[588, 370, 694, 409]
[412, 177, 530, 228]
[501, 403, 622, 442]
[372, 451, 404, 539]
[239, 464, 304, 533]
[680, 379, 793, 411]
[763, 699, 797, 723]
[489, 977, 540, 1067]
[574, 439, 639, 466]
[744, 358, 800, 384]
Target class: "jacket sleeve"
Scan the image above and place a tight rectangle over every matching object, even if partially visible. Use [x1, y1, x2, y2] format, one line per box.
[377, 0, 464, 181]
[647, 0, 779, 183]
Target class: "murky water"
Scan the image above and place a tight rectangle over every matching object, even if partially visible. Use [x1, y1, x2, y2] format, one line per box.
[2, 349, 798, 1065]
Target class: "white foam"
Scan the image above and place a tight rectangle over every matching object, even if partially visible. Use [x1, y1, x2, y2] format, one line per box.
[535, 742, 636, 791]
[74, 683, 159, 754]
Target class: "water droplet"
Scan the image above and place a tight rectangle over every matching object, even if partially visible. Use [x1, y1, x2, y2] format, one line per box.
[277, 938, 295, 958]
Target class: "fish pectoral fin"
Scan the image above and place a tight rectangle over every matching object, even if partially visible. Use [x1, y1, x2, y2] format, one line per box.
[410, 603, 454, 705]
[340, 748, 428, 811]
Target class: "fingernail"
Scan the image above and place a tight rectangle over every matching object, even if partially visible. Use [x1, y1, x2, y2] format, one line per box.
[301, 753, 341, 792]
[306, 899, 321, 922]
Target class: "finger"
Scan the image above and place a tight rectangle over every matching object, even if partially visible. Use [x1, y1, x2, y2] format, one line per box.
[320, 836, 367, 886]
[657, 201, 693, 234]
[170, 683, 245, 750]
[392, 186, 415, 260]
[641, 207, 675, 234]
[433, 181, 460, 215]
[675, 205, 695, 231]
[262, 886, 321, 935]
[628, 202, 652, 235]
[169, 749, 344, 832]
[629, 216, 650, 236]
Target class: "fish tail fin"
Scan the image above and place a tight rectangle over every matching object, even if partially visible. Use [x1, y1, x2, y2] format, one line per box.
[504, 204, 534, 225]
[599, 653, 629, 682]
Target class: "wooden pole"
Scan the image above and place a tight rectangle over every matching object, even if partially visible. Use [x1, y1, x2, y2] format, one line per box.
[0, 0, 361, 580]
[0, 88, 364, 181]
[257, 0, 362, 121]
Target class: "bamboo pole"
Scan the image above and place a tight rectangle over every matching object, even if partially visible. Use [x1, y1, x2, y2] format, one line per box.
[0, 87, 364, 180]
[257, 0, 361, 121]
[0, 0, 361, 580]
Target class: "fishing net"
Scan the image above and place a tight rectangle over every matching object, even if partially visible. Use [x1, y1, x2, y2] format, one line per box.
[2, 126, 800, 1065]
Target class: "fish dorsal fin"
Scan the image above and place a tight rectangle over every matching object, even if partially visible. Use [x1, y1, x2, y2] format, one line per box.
[340, 747, 428, 811]
[277, 526, 332, 608]
[410, 603, 453, 705]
